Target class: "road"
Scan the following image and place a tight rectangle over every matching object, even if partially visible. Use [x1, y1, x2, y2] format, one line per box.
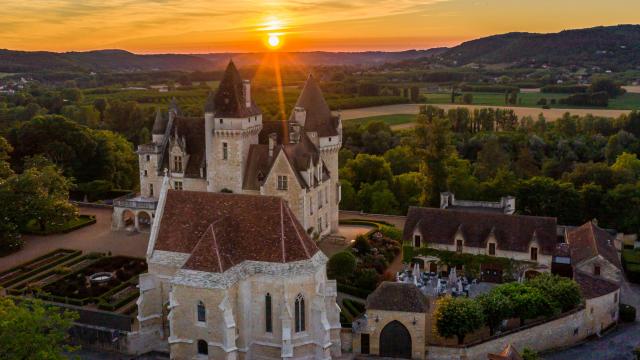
[339, 103, 632, 123]
[543, 322, 640, 360]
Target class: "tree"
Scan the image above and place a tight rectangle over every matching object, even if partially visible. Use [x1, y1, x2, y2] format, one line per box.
[612, 152, 640, 180]
[434, 296, 484, 344]
[356, 181, 399, 214]
[493, 282, 553, 326]
[514, 146, 540, 178]
[341, 154, 393, 190]
[527, 273, 582, 313]
[414, 110, 453, 206]
[392, 172, 424, 213]
[517, 177, 582, 225]
[104, 100, 151, 144]
[474, 137, 510, 180]
[338, 148, 354, 168]
[0, 297, 78, 359]
[339, 179, 358, 211]
[590, 77, 625, 98]
[446, 155, 481, 200]
[93, 98, 108, 121]
[327, 251, 357, 282]
[477, 291, 514, 336]
[462, 93, 473, 105]
[0, 136, 14, 179]
[384, 146, 419, 175]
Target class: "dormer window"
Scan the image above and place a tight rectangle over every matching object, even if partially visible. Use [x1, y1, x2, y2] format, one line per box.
[488, 243, 496, 255]
[257, 171, 265, 183]
[530, 247, 538, 261]
[414, 234, 421, 247]
[594, 264, 601, 276]
[277, 175, 288, 190]
[456, 239, 463, 253]
[173, 156, 183, 173]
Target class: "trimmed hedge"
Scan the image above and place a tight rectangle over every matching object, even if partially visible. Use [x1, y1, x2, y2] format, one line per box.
[0, 250, 83, 288]
[622, 249, 640, 284]
[541, 85, 588, 94]
[24, 215, 97, 235]
[343, 298, 365, 316]
[337, 283, 373, 299]
[620, 303, 636, 323]
[460, 84, 520, 93]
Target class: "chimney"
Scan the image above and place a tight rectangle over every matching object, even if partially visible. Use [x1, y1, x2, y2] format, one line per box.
[243, 80, 251, 108]
[268, 133, 277, 159]
[289, 123, 301, 144]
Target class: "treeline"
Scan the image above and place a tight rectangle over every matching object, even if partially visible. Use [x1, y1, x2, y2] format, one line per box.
[339, 106, 640, 234]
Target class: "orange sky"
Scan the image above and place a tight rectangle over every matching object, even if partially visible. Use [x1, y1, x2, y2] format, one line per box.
[2, 0, 639, 53]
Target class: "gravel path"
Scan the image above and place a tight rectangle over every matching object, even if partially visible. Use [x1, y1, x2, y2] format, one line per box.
[0, 207, 148, 272]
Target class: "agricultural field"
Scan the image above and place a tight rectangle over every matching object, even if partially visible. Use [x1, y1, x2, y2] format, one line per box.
[344, 114, 415, 127]
[423, 91, 640, 110]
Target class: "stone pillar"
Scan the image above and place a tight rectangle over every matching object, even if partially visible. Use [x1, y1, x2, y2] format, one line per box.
[134, 211, 140, 231]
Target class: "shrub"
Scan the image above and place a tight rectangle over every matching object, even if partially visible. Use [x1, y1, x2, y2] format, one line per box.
[327, 251, 357, 281]
[522, 347, 540, 360]
[379, 225, 402, 241]
[353, 235, 371, 254]
[337, 283, 372, 299]
[620, 303, 636, 322]
[434, 296, 485, 344]
[527, 273, 582, 312]
[353, 268, 379, 290]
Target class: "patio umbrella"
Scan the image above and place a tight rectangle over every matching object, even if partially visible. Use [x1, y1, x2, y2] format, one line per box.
[448, 267, 457, 287]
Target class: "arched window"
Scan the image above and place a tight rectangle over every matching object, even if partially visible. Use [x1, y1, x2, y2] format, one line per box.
[294, 294, 305, 332]
[197, 339, 208, 355]
[265, 293, 273, 333]
[197, 301, 206, 323]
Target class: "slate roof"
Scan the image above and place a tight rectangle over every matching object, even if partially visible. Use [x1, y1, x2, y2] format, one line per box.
[154, 190, 319, 272]
[289, 75, 339, 137]
[160, 116, 205, 178]
[152, 108, 168, 135]
[403, 207, 558, 255]
[566, 221, 621, 269]
[213, 61, 261, 118]
[575, 271, 619, 299]
[366, 282, 428, 313]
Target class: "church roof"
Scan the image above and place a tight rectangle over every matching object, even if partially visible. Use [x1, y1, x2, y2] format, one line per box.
[366, 282, 429, 313]
[289, 75, 339, 137]
[154, 190, 319, 272]
[403, 207, 557, 254]
[566, 221, 621, 269]
[213, 61, 261, 118]
[160, 116, 205, 178]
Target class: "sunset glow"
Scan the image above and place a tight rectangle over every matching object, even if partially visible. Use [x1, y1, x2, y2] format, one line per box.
[268, 34, 281, 49]
[1, 1, 639, 53]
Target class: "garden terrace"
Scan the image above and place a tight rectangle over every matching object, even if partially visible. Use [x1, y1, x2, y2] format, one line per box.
[0, 248, 82, 289]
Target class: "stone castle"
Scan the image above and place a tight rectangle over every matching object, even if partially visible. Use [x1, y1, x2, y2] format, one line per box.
[112, 61, 342, 237]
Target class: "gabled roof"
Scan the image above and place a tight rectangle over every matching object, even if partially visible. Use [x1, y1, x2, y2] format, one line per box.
[487, 344, 523, 360]
[213, 61, 261, 118]
[154, 190, 319, 273]
[566, 221, 621, 269]
[160, 116, 205, 178]
[403, 207, 557, 254]
[366, 282, 428, 313]
[289, 75, 339, 137]
[575, 271, 619, 299]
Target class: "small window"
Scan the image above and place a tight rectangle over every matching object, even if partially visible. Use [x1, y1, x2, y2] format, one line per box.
[594, 265, 601, 276]
[414, 234, 421, 248]
[174, 181, 183, 190]
[614, 292, 618, 304]
[219, 119, 223, 124]
[530, 247, 538, 261]
[294, 294, 305, 332]
[143, 169, 148, 177]
[277, 175, 288, 190]
[197, 339, 208, 355]
[325, 188, 328, 204]
[318, 189, 323, 209]
[197, 301, 206, 323]
[149, 184, 154, 197]
[222, 143, 228, 160]
[265, 293, 273, 333]
[310, 196, 314, 215]
[456, 239, 463, 253]
[173, 155, 183, 173]
[489, 243, 496, 255]
[146, 155, 150, 162]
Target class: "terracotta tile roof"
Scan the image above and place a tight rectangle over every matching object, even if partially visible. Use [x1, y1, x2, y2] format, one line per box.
[487, 344, 523, 360]
[366, 282, 428, 313]
[160, 116, 205, 178]
[403, 207, 558, 254]
[574, 271, 619, 299]
[154, 190, 319, 272]
[289, 75, 339, 137]
[566, 221, 621, 269]
[213, 61, 261, 118]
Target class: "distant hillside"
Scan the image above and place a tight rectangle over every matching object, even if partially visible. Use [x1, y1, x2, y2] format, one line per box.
[0, 48, 446, 74]
[441, 25, 640, 69]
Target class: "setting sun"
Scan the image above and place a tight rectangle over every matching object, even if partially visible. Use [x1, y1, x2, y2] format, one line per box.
[267, 34, 281, 48]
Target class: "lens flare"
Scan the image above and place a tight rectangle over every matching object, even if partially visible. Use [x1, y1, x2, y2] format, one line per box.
[268, 34, 281, 48]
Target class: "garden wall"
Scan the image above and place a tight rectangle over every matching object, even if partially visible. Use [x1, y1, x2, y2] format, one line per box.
[428, 307, 588, 360]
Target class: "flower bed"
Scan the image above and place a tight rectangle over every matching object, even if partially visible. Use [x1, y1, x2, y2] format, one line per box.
[0, 249, 82, 288]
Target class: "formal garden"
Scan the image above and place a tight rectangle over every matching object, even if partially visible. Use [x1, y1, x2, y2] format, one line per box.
[0, 248, 146, 314]
[622, 245, 640, 283]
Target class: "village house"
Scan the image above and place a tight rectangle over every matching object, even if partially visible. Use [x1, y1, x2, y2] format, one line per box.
[112, 61, 341, 238]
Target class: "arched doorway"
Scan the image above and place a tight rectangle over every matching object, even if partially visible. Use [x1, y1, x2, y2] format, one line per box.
[137, 211, 152, 232]
[122, 209, 135, 230]
[379, 320, 412, 359]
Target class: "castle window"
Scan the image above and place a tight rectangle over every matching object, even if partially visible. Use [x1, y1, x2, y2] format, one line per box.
[530, 247, 538, 261]
[222, 142, 228, 160]
[277, 175, 288, 190]
[310, 196, 314, 215]
[143, 169, 148, 177]
[219, 119, 223, 124]
[197, 339, 208, 355]
[173, 155, 183, 173]
[594, 264, 601, 276]
[456, 239, 463, 253]
[197, 301, 206, 323]
[489, 243, 496, 255]
[149, 184, 154, 197]
[318, 189, 323, 209]
[174, 181, 183, 190]
[265, 293, 273, 333]
[294, 294, 305, 332]
[414, 234, 421, 248]
[325, 189, 328, 204]
[146, 155, 150, 162]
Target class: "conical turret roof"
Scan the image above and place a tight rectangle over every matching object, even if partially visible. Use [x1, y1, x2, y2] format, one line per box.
[289, 74, 339, 137]
[212, 60, 261, 118]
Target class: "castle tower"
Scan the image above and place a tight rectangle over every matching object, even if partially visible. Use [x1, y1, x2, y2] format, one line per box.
[290, 74, 342, 232]
[205, 61, 262, 193]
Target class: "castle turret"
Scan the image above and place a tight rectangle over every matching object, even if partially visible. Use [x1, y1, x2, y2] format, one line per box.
[151, 108, 167, 144]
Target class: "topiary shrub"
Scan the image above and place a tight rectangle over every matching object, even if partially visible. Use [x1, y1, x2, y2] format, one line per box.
[620, 303, 636, 323]
[327, 251, 357, 282]
[353, 235, 371, 254]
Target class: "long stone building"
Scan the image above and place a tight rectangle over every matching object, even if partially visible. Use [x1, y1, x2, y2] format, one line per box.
[112, 61, 341, 237]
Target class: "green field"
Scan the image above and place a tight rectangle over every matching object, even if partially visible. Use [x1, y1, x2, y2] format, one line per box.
[0, 73, 15, 79]
[344, 114, 415, 127]
[423, 92, 640, 110]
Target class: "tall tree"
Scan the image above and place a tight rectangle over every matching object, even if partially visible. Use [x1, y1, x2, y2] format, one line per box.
[434, 296, 485, 344]
[414, 110, 453, 206]
[474, 137, 510, 180]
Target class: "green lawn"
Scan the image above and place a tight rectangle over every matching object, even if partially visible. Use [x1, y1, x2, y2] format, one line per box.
[423, 91, 640, 110]
[344, 114, 415, 127]
[24, 215, 96, 235]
